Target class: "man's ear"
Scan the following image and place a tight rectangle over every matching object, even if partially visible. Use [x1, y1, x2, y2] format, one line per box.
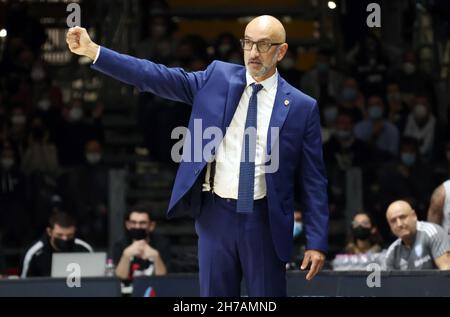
[46, 227, 52, 237]
[277, 43, 289, 62]
[149, 221, 156, 232]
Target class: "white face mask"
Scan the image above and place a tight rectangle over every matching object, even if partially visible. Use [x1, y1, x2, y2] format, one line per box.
[86, 153, 102, 164]
[69, 107, 83, 121]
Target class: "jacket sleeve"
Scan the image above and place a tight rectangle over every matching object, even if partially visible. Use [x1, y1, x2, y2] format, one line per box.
[91, 46, 216, 105]
[299, 101, 329, 253]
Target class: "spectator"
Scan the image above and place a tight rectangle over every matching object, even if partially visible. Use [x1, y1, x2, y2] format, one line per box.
[59, 139, 108, 247]
[385, 200, 450, 270]
[20, 212, 93, 277]
[404, 95, 437, 160]
[354, 95, 399, 157]
[320, 100, 338, 144]
[338, 77, 365, 122]
[427, 180, 450, 238]
[386, 81, 408, 132]
[323, 111, 377, 218]
[0, 146, 28, 247]
[212, 33, 241, 62]
[112, 205, 169, 280]
[378, 137, 434, 224]
[21, 116, 59, 176]
[301, 49, 344, 104]
[345, 212, 383, 254]
[56, 99, 103, 167]
[278, 48, 301, 89]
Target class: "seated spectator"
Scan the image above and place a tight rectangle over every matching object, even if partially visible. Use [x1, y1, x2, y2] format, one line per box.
[320, 100, 338, 144]
[59, 139, 108, 247]
[404, 95, 436, 160]
[21, 116, 59, 176]
[300, 49, 344, 102]
[0, 146, 28, 247]
[345, 212, 383, 254]
[20, 212, 93, 278]
[337, 77, 365, 122]
[354, 95, 399, 157]
[112, 205, 169, 280]
[386, 81, 408, 133]
[427, 180, 450, 238]
[378, 137, 434, 225]
[385, 200, 450, 270]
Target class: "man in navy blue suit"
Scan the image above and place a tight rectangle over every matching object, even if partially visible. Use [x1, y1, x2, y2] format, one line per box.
[67, 15, 329, 297]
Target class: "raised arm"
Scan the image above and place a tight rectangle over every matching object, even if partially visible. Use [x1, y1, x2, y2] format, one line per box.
[66, 26, 213, 105]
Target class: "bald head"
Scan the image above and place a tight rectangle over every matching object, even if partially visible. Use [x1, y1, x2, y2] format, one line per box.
[386, 200, 418, 242]
[245, 15, 286, 43]
[386, 200, 414, 219]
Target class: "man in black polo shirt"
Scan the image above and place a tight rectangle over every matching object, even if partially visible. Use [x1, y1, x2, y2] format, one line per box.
[20, 212, 93, 277]
[112, 205, 169, 280]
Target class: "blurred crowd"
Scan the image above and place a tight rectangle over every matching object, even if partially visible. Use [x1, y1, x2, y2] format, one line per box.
[1, 1, 450, 276]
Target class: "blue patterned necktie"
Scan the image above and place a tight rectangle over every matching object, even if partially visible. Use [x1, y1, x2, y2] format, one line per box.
[237, 83, 263, 213]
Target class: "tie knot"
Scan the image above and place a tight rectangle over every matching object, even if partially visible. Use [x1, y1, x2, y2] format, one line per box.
[252, 83, 263, 94]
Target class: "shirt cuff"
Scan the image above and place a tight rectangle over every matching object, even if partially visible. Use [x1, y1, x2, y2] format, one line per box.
[92, 46, 101, 64]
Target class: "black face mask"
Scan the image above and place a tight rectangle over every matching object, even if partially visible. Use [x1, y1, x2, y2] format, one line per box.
[352, 226, 372, 240]
[128, 228, 148, 241]
[53, 237, 75, 252]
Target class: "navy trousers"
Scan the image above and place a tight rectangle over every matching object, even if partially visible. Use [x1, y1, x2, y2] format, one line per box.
[195, 192, 286, 297]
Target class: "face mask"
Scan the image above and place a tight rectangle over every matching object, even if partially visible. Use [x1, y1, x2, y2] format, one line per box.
[387, 92, 401, 103]
[128, 228, 148, 241]
[403, 62, 416, 74]
[1, 158, 14, 170]
[414, 104, 427, 120]
[401, 152, 416, 166]
[11, 115, 26, 125]
[86, 152, 102, 164]
[352, 226, 371, 240]
[368, 106, 383, 120]
[342, 88, 357, 101]
[293, 222, 303, 238]
[280, 57, 295, 69]
[324, 107, 338, 123]
[38, 99, 51, 111]
[317, 62, 329, 72]
[69, 107, 83, 121]
[336, 129, 352, 141]
[53, 237, 75, 252]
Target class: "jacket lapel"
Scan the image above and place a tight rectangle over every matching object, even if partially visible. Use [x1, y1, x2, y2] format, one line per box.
[267, 76, 291, 155]
[222, 68, 246, 131]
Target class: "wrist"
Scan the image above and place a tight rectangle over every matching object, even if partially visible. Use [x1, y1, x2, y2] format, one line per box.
[86, 42, 99, 60]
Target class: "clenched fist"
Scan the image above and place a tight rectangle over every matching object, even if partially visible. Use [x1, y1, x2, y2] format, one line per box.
[66, 26, 99, 60]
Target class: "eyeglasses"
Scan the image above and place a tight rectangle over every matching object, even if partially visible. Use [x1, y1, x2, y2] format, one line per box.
[240, 39, 284, 53]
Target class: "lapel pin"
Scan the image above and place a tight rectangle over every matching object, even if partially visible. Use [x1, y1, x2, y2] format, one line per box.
[284, 99, 290, 106]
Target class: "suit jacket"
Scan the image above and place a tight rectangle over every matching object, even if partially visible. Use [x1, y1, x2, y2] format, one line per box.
[92, 47, 329, 261]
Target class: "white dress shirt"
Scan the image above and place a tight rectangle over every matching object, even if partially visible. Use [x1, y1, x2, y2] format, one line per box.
[202, 70, 278, 199]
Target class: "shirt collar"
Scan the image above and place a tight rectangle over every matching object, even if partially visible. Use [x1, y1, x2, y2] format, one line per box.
[245, 69, 278, 92]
